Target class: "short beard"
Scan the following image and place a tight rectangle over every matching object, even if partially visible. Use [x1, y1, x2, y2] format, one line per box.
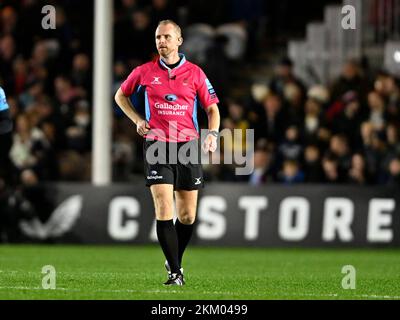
[158, 49, 171, 58]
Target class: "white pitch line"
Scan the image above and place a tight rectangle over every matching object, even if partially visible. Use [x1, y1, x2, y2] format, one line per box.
[0, 271, 144, 276]
[0, 286, 399, 299]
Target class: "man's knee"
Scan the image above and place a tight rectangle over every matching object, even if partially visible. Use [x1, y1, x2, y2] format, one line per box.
[178, 211, 196, 225]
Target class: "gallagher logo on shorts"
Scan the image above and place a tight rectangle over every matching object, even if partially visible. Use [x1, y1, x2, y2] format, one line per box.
[164, 94, 177, 102]
[147, 170, 163, 180]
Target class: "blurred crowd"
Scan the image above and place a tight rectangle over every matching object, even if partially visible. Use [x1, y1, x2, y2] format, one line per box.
[0, 0, 399, 195]
[0, 0, 264, 190]
[218, 59, 400, 186]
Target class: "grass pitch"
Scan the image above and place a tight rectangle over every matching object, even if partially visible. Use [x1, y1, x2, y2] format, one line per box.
[0, 245, 399, 300]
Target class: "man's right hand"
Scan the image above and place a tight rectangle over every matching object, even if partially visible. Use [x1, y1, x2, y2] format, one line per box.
[136, 119, 150, 136]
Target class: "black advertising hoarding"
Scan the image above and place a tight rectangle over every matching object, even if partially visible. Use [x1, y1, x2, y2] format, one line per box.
[20, 183, 400, 247]
[199, 184, 399, 247]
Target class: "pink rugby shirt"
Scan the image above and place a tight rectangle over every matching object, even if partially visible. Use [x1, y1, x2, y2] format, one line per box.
[120, 54, 219, 142]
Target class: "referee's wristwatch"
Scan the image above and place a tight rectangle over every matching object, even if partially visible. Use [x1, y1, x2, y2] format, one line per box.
[208, 130, 219, 138]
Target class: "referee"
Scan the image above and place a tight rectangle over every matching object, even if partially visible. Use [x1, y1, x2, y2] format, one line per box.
[115, 20, 220, 285]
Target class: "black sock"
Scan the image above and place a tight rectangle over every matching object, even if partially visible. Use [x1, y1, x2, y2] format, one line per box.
[156, 219, 181, 273]
[175, 219, 194, 266]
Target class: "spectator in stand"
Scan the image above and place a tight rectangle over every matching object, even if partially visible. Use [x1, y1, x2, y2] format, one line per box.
[366, 90, 387, 131]
[34, 96, 66, 151]
[65, 99, 91, 153]
[255, 93, 287, 143]
[277, 125, 303, 164]
[220, 100, 251, 182]
[322, 153, 344, 184]
[248, 139, 276, 185]
[222, 100, 250, 150]
[330, 59, 369, 103]
[29, 40, 57, 93]
[378, 123, 400, 181]
[277, 159, 304, 184]
[269, 57, 306, 100]
[303, 144, 323, 182]
[11, 56, 29, 96]
[331, 91, 363, 148]
[301, 96, 328, 147]
[283, 82, 305, 126]
[383, 75, 400, 124]
[70, 53, 92, 97]
[53, 75, 85, 122]
[9, 113, 50, 180]
[19, 79, 45, 110]
[385, 123, 400, 156]
[329, 134, 352, 174]
[386, 157, 400, 186]
[0, 6, 18, 38]
[368, 131, 388, 184]
[360, 121, 376, 179]
[247, 82, 269, 124]
[347, 153, 370, 185]
[374, 73, 400, 125]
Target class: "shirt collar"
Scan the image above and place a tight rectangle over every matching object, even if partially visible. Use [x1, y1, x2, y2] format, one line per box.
[159, 53, 186, 70]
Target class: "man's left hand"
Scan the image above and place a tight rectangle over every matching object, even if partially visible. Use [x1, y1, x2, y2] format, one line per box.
[202, 134, 217, 153]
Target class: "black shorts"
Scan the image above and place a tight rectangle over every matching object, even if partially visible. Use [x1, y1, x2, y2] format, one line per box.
[143, 139, 204, 191]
